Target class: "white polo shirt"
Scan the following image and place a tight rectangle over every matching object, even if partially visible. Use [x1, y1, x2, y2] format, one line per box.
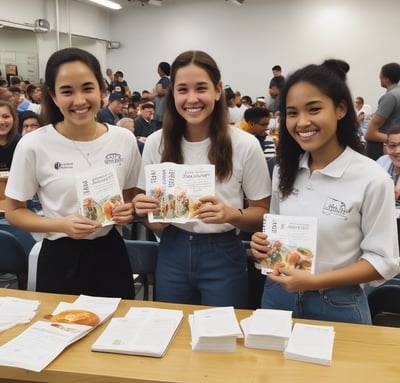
[271, 146, 399, 282]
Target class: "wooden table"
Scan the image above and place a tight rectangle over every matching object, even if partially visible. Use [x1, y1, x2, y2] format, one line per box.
[0, 288, 400, 383]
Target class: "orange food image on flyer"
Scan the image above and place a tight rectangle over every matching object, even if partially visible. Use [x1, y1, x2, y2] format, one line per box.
[44, 310, 100, 326]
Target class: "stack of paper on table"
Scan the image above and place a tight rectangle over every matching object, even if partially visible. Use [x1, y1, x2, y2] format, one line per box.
[189, 307, 243, 352]
[240, 309, 293, 351]
[284, 323, 335, 366]
[91, 306, 184, 357]
[0, 295, 120, 372]
[0, 297, 40, 332]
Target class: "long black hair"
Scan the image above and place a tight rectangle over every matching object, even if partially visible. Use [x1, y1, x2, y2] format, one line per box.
[41, 47, 105, 125]
[277, 62, 364, 198]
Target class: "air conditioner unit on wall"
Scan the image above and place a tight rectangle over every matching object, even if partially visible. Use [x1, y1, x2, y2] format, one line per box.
[34, 19, 50, 33]
[107, 41, 121, 49]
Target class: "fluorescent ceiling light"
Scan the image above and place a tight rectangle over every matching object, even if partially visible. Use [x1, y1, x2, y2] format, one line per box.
[227, 0, 244, 5]
[148, 0, 162, 5]
[88, 0, 122, 10]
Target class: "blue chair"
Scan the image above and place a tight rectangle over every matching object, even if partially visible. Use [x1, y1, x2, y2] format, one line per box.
[368, 285, 400, 327]
[0, 230, 28, 289]
[0, 222, 36, 256]
[124, 240, 158, 300]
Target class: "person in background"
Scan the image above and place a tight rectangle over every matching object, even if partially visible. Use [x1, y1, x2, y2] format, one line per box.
[254, 96, 267, 108]
[117, 117, 144, 154]
[96, 92, 126, 125]
[240, 95, 253, 108]
[354, 96, 372, 140]
[133, 100, 157, 142]
[19, 110, 40, 135]
[149, 62, 171, 129]
[250, 61, 399, 324]
[225, 87, 244, 124]
[377, 127, 400, 206]
[133, 50, 271, 309]
[25, 84, 42, 105]
[108, 70, 130, 98]
[5, 47, 141, 298]
[365, 62, 400, 160]
[0, 100, 21, 172]
[19, 110, 43, 214]
[8, 86, 40, 114]
[104, 67, 114, 89]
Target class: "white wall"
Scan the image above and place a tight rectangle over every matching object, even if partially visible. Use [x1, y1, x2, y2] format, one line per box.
[0, 0, 110, 81]
[1, 0, 400, 109]
[108, 0, 400, 109]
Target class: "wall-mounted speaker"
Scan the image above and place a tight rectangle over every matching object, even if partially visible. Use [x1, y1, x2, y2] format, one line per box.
[107, 41, 121, 49]
[34, 19, 50, 33]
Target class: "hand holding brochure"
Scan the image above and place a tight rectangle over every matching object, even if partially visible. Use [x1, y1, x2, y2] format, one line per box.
[92, 307, 184, 357]
[145, 162, 215, 223]
[261, 214, 318, 275]
[76, 167, 123, 226]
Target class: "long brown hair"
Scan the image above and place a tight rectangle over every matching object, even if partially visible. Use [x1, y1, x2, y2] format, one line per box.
[0, 100, 18, 146]
[161, 50, 232, 181]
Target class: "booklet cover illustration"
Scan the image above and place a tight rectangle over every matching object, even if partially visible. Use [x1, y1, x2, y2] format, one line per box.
[76, 167, 123, 226]
[145, 163, 215, 223]
[261, 214, 318, 274]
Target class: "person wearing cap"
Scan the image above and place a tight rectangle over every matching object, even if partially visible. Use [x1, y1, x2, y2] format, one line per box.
[96, 92, 126, 125]
[133, 100, 157, 142]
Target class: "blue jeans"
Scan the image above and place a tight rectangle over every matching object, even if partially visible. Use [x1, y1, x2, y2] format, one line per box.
[156, 225, 248, 308]
[261, 278, 372, 325]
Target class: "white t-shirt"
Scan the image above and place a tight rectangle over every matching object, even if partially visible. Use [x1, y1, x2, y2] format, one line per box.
[137, 126, 272, 233]
[6, 124, 141, 240]
[271, 146, 399, 282]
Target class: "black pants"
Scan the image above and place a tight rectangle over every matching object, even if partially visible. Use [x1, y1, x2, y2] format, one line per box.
[37, 227, 135, 299]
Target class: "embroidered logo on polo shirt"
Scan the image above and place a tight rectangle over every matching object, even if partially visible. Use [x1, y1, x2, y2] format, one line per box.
[322, 197, 349, 220]
[104, 153, 123, 166]
[54, 162, 73, 170]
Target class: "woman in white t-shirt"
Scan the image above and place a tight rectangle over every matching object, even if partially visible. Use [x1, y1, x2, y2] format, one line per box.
[5, 48, 141, 299]
[133, 50, 271, 309]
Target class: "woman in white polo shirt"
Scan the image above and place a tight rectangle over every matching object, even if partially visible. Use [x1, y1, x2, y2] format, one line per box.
[251, 61, 399, 324]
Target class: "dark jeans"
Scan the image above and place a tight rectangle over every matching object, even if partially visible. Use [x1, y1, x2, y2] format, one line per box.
[156, 225, 248, 308]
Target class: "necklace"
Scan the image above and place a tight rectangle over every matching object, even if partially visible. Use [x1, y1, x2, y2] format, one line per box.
[58, 121, 99, 167]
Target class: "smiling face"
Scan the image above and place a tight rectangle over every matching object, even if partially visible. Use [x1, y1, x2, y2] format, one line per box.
[173, 63, 222, 137]
[285, 81, 346, 162]
[51, 61, 102, 128]
[0, 105, 14, 143]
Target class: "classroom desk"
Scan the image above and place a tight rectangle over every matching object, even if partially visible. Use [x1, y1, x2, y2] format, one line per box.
[0, 288, 400, 383]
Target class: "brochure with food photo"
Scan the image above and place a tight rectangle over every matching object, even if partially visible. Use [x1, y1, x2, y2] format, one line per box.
[0, 295, 121, 372]
[76, 167, 123, 226]
[261, 214, 318, 275]
[145, 162, 215, 223]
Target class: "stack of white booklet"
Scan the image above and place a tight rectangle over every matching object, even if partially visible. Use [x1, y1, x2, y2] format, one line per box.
[284, 323, 335, 366]
[0, 295, 121, 372]
[0, 297, 40, 333]
[188, 307, 243, 352]
[240, 309, 293, 351]
[91, 306, 184, 358]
